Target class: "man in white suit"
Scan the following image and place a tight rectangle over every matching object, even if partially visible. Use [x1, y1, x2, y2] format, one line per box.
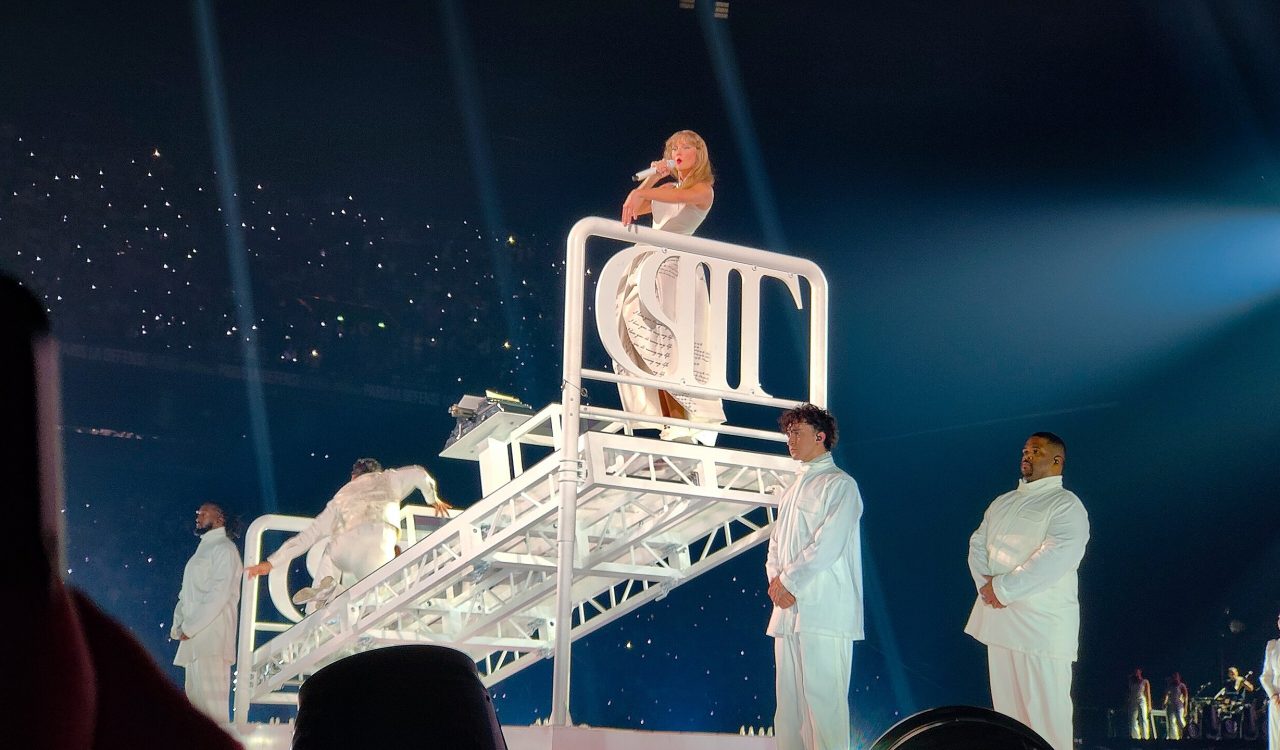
[766, 404, 864, 750]
[966, 432, 1089, 750]
[171, 502, 242, 722]
[1260, 613, 1280, 750]
[245, 459, 449, 602]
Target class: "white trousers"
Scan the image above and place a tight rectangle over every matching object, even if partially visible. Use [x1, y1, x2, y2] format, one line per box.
[184, 656, 232, 723]
[774, 633, 852, 750]
[1166, 705, 1186, 740]
[1269, 699, 1280, 750]
[328, 522, 397, 585]
[987, 645, 1073, 750]
[1128, 700, 1150, 739]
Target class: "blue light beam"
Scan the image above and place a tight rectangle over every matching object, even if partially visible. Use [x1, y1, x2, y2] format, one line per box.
[438, 0, 528, 389]
[192, 0, 279, 512]
[697, 3, 787, 251]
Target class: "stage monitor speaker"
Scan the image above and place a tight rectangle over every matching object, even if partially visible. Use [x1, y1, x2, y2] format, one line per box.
[1243, 703, 1260, 741]
[293, 645, 508, 750]
[870, 706, 1054, 750]
[1204, 703, 1222, 741]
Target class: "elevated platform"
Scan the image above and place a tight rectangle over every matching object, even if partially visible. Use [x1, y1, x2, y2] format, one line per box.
[235, 405, 797, 718]
[233, 216, 830, 735]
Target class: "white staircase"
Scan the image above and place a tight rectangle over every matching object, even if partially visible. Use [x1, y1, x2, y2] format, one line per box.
[233, 217, 829, 724]
[234, 409, 797, 718]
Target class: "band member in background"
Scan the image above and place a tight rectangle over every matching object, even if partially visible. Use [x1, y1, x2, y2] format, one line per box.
[1128, 668, 1153, 739]
[1164, 672, 1190, 740]
[1218, 666, 1257, 700]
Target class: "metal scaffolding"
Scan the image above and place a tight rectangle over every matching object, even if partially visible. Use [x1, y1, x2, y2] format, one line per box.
[233, 217, 828, 724]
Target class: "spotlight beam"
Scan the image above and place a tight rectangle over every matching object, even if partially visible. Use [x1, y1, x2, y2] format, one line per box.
[192, 0, 279, 512]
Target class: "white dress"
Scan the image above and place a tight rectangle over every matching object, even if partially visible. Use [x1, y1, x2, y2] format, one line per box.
[613, 196, 726, 444]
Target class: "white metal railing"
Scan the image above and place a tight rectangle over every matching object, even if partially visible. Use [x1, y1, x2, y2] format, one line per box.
[551, 217, 829, 724]
[233, 434, 797, 721]
[231, 218, 827, 726]
[233, 503, 451, 720]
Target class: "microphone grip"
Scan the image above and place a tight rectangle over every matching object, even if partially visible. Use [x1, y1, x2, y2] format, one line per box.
[632, 159, 676, 182]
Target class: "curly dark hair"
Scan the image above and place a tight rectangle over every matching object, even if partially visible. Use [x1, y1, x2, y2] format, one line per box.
[351, 457, 383, 476]
[778, 403, 838, 451]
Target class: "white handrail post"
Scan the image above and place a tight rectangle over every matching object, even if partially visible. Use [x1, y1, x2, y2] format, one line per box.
[233, 514, 269, 724]
[550, 219, 593, 725]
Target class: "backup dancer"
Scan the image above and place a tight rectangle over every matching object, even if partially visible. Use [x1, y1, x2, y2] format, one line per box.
[966, 432, 1090, 750]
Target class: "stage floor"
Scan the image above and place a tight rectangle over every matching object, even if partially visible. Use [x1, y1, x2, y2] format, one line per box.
[1084, 741, 1264, 750]
[228, 721, 1271, 749]
[230, 723, 778, 749]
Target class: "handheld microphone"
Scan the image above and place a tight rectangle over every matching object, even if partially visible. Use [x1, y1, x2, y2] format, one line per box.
[633, 160, 676, 182]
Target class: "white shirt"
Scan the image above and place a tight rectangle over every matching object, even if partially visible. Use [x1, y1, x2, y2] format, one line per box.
[268, 465, 439, 568]
[965, 475, 1089, 661]
[172, 526, 242, 664]
[765, 453, 865, 639]
[1261, 638, 1280, 698]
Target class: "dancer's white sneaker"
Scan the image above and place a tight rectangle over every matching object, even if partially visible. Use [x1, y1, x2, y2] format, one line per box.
[292, 575, 336, 605]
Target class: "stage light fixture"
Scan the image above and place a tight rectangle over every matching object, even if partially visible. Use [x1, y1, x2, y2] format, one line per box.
[294, 645, 507, 750]
[869, 706, 1053, 750]
[678, 0, 728, 17]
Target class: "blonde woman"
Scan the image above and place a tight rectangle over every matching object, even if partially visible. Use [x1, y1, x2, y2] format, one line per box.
[615, 130, 725, 444]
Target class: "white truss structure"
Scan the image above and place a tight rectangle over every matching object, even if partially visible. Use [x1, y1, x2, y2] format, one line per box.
[233, 217, 829, 726]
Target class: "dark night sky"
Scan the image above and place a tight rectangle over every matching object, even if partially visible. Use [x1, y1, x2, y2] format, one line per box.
[5, 0, 1280, 740]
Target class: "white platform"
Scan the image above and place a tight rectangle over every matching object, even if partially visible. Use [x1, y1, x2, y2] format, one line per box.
[228, 722, 777, 750]
[230, 217, 829, 732]
[235, 416, 796, 718]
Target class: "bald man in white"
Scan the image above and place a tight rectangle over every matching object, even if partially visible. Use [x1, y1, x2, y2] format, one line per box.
[171, 503, 241, 722]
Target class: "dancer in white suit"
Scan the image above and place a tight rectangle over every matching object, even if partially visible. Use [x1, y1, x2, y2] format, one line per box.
[765, 404, 864, 750]
[246, 459, 449, 598]
[171, 502, 241, 722]
[1260, 614, 1280, 750]
[615, 129, 725, 445]
[966, 432, 1089, 750]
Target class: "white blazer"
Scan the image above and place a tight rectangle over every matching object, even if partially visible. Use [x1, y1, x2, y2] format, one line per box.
[172, 527, 242, 664]
[965, 476, 1089, 661]
[766, 453, 864, 640]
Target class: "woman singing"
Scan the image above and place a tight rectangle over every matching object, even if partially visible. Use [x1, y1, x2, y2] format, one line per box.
[614, 129, 725, 444]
